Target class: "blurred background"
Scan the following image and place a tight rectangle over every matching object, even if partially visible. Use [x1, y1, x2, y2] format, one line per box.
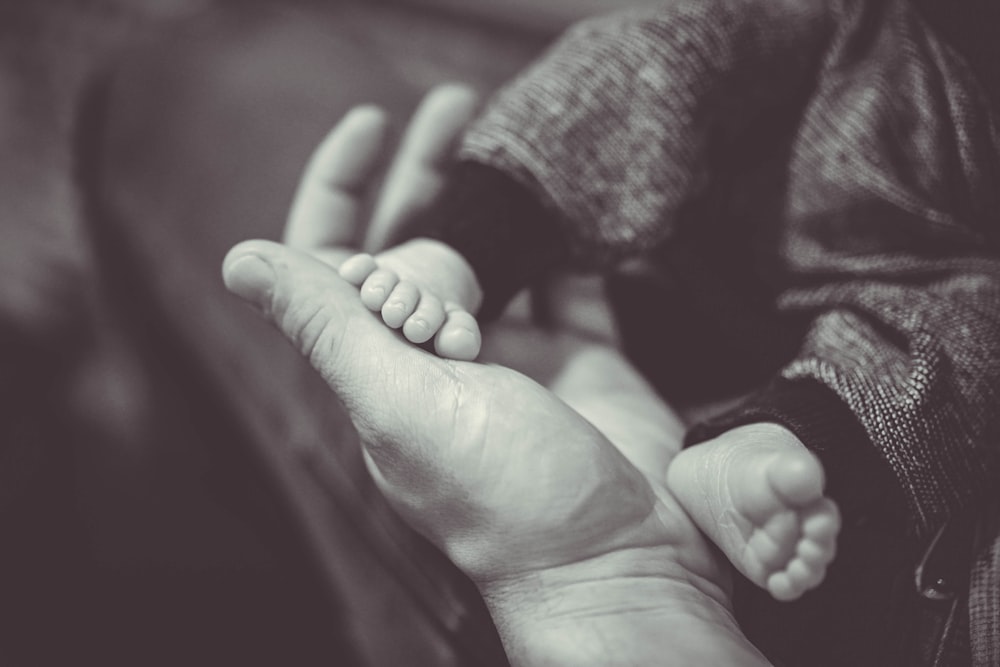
[0, 0, 566, 664]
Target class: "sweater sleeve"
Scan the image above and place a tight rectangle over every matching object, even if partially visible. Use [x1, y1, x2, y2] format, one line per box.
[456, 0, 835, 266]
[685, 378, 908, 527]
[684, 0, 1000, 535]
[399, 0, 834, 316]
[387, 161, 566, 321]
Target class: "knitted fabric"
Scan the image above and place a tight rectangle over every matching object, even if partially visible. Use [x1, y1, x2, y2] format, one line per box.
[971, 502, 1000, 666]
[457, 0, 1000, 538]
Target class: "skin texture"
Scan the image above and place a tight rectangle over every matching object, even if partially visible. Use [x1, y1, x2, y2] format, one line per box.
[340, 241, 484, 360]
[342, 230, 840, 600]
[668, 423, 839, 600]
[222, 83, 843, 663]
[223, 239, 770, 666]
[330, 83, 842, 598]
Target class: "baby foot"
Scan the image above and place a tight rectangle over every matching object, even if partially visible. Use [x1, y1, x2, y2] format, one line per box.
[338, 239, 483, 361]
[667, 423, 840, 601]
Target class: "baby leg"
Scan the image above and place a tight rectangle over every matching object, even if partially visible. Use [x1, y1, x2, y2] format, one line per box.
[667, 423, 840, 601]
[339, 238, 483, 360]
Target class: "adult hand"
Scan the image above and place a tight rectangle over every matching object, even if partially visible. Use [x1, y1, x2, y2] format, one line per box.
[223, 84, 769, 665]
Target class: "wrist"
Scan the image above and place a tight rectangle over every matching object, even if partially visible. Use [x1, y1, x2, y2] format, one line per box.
[477, 550, 768, 667]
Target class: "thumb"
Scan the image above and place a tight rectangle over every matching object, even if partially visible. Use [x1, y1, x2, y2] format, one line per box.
[221, 239, 460, 482]
[222, 239, 405, 385]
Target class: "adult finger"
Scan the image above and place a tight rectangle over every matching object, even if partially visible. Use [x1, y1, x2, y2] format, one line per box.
[284, 105, 391, 250]
[363, 83, 479, 251]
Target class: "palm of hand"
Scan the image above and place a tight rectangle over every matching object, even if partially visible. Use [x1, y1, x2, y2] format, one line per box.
[369, 356, 665, 581]
[273, 260, 720, 592]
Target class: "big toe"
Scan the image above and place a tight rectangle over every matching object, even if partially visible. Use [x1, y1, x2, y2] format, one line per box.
[435, 308, 482, 361]
[767, 449, 825, 508]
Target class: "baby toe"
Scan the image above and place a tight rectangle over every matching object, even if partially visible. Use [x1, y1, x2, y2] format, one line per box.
[766, 572, 799, 602]
[747, 517, 795, 570]
[381, 281, 420, 329]
[796, 538, 836, 567]
[786, 557, 824, 591]
[802, 499, 841, 542]
[768, 450, 825, 508]
[360, 268, 399, 311]
[434, 307, 481, 361]
[403, 294, 445, 344]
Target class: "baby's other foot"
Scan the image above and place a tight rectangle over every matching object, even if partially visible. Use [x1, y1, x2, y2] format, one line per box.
[339, 250, 482, 361]
[666, 423, 840, 601]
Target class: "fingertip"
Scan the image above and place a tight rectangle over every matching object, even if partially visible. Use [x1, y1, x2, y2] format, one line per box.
[223, 240, 279, 277]
[425, 82, 479, 111]
[307, 104, 392, 185]
[340, 104, 391, 133]
[222, 249, 276, 307]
